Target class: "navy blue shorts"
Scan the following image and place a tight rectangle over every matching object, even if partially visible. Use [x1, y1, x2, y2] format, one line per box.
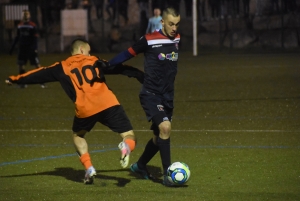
[17, 48, 40, 66]
[139, 90, 173, 135]
[72, 105, 133, 133]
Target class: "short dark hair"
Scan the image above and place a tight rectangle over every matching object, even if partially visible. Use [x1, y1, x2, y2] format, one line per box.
[162, 7, 180, 19]
[70, 38, 89, 54]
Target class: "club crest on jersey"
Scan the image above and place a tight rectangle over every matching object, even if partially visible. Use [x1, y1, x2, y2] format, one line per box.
[175, 43, 179, 50]
[157, 105, 164, 111]
[158, 52, 178, 61]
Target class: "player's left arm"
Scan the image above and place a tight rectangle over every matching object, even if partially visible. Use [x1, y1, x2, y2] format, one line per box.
[5, 63, 61, 85]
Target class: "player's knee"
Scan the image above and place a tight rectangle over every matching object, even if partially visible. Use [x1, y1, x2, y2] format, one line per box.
[159, 121, 171, 138]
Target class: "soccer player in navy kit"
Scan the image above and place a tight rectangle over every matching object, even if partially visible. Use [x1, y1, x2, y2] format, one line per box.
[108, 7, 180, 186]
[9, 10, 45, 88]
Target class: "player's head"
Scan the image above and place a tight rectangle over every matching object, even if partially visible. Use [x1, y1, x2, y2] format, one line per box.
[161, 7, 180, 39]
[22, 10, 31, 22]
[71, 39, 91, 56]
[153, 8, 161, 17]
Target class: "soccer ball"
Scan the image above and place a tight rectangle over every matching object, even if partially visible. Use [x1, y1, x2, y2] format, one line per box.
[167, 162, 191, 185]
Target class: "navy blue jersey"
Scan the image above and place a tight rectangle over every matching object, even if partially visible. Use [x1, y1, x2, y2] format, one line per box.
[109, 30, 180, 100]
[13, 21, 38, 50]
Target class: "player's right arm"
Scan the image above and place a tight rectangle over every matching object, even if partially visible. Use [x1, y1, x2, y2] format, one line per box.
[108, 36, 148, 66]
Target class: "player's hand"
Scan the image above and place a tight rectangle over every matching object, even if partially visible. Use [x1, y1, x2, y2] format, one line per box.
[5, 79, 12, 85]
[135, 71, 144, 84]
[91, 60, 109, 82]
[96, 59, 110, 68]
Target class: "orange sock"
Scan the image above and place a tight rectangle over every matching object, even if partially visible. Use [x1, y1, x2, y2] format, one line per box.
[125, 138, 136, 152]
[80, 153, 93, 170]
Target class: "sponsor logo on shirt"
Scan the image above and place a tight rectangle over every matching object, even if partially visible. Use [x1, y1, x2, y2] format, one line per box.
[158, 52, 178, 61]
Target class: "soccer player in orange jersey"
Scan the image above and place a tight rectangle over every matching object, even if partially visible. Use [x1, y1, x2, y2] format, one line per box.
[5, 39, 144, 184]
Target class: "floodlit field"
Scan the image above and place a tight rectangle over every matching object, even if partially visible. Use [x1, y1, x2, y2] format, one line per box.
[0, 50, 299, 201]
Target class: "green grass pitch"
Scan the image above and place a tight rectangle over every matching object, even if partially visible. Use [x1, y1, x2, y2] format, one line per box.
[0, 50, 299, 201]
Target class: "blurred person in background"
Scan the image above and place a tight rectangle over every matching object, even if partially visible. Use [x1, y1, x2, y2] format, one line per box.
[9, 10, 45, 88]
[146, 7, 162, 33]
[93, 0, 104, 19]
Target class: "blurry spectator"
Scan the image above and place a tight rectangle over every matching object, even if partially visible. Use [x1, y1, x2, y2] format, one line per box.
[271, 0, 279, 14]
[146, 8, 162, 33]
[220, 0, 226, 18]
[108, 25, 121, 52]
[282, 0, 297, 14]
[198, 0, 206, 21]
[232, 0, 240, 18]
[224, 0, 240, 18]
[93, 0, 104, 19]
[82, 0, 92, 21]
[209, 0, 220, 20]
[38, 0, 52, 27]
[137, 0, 149, 17]
[242, 0, 250, 17]
[51, 0, 65, 23]
[118, 0, 129, 24]
[106, 0, 116, 21]
[255, 0, 262, 16]
[65, 0, 79, 9]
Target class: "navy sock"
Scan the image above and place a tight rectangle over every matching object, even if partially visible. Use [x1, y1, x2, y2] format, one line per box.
[137, 138, 159, 169]
[157, 137, 171, 175]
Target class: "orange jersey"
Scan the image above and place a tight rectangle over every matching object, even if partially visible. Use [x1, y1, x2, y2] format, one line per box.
[8, 55, 120, 118]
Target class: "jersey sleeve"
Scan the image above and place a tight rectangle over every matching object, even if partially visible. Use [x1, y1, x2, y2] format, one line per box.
[103, 63, 144, 84]
[108, 36, 148, 66]
[7, 63, 63, 85]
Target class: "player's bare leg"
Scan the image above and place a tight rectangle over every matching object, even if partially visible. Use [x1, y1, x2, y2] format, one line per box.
[73, 130, 96, 184]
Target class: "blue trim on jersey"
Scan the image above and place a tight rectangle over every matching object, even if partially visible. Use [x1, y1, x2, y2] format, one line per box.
[108, 50, 133, 66]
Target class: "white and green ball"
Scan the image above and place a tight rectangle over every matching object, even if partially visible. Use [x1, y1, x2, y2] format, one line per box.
[167, 162, 191, 185]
